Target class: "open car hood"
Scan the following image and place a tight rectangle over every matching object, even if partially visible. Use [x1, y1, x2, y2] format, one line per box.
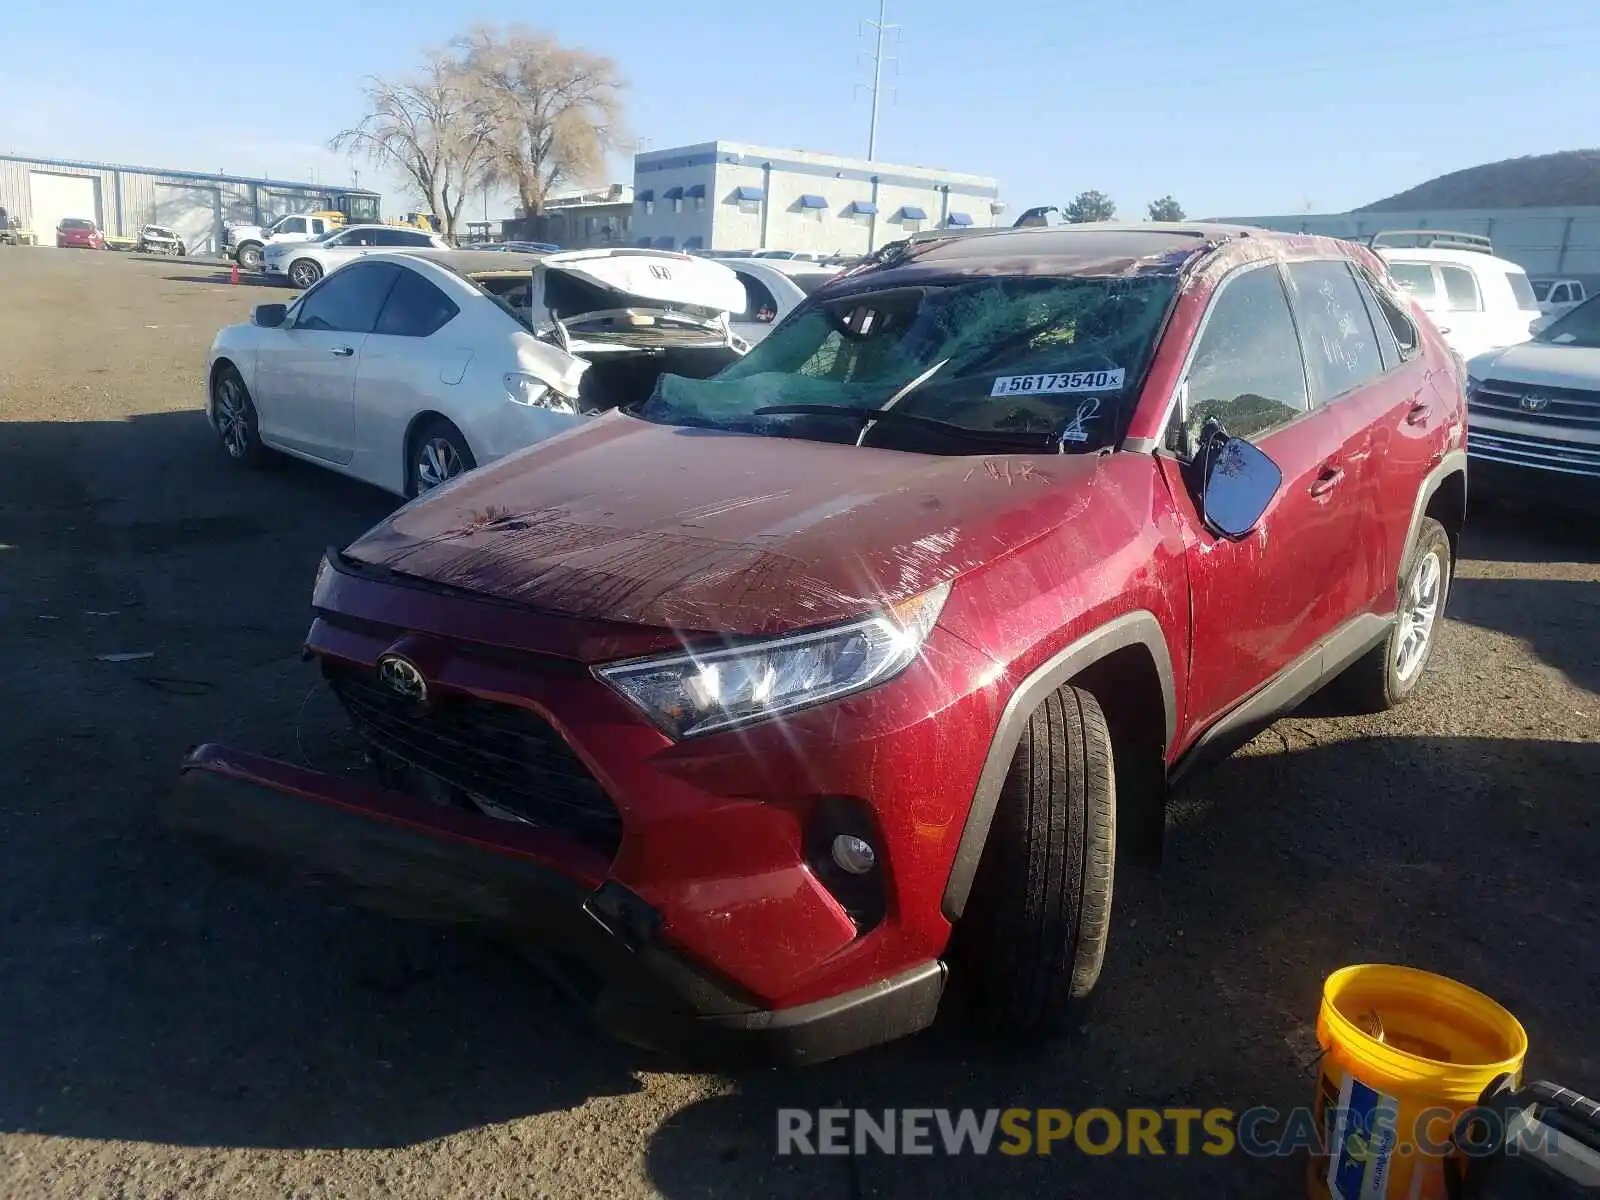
[541, 250, 747, 319]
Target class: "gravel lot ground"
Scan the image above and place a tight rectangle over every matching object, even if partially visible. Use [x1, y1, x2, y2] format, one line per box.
[2, 248, 1597, 1200]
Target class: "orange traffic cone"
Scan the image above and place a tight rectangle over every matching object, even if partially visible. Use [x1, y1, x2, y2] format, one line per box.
[230, 263, 239, 285]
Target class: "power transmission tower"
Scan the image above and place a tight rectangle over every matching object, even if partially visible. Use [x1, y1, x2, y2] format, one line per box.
[855, 0, 900, 161]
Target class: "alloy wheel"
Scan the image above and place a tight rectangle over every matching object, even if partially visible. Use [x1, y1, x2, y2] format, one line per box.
[1394, 550, 1442, 683]
[415, 436, 464, 492]
[289, 261, 320, 288]
[214, 375, 250, 459]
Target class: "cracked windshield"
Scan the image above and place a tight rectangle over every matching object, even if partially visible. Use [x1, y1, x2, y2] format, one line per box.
[643, 275, 1176, 450]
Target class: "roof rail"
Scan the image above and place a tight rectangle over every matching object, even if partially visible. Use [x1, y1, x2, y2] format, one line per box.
[1367, 229, 1495, 254]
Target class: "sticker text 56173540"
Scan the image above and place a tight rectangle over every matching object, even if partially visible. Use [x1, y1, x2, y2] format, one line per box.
[990, 369, 1127, 398]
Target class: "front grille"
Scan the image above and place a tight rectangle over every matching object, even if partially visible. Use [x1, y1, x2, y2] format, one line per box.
[323, 660, 623, 856]
[1470, 378, 1600, 429]
[1467, 429, 1600, 479]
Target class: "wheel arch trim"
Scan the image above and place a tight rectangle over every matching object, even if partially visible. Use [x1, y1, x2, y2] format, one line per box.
[940, 610, 1176, 922]
[1401, 449, 1467, 584]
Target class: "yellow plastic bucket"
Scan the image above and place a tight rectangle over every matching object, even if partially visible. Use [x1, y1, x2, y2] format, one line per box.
[1308, 964, 1528, 1200]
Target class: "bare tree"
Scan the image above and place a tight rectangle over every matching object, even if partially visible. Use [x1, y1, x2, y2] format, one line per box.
[456, 25, 626, 218]
[331, 51, 493, 242]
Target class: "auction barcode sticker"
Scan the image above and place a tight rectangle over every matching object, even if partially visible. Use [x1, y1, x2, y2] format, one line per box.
[990, 369, 1126, 397]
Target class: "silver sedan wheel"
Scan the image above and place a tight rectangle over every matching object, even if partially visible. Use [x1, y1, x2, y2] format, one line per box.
[214, 374, 251, 459]
[415, 436, 466, 493]
[288, 260, 321, 289]
[1394, 549, 1442, 683]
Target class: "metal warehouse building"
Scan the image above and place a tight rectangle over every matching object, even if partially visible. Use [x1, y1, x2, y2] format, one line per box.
[630, 141, 1003, 255]
[1219, 205, 1600, 286]
[0, 153, 379, 256]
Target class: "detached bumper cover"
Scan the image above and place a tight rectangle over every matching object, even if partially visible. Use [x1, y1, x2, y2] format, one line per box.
[163, 744, 945, 1065]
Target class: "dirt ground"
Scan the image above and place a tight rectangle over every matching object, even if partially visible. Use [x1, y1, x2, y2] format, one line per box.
[1, 248, 1597, 1199]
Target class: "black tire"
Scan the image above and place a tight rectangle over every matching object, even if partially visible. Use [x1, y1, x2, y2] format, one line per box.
[287, 258, 322, 289]
[953, 685, 1116, 1038]
[406, 418, 476, 498]
[236, 242, 263, 270]
[211, 364, 271, 467]
[1333, 516, 1453, 713]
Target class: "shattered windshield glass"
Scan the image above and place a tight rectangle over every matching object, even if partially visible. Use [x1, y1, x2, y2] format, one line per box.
[638, 273, 1177, 453]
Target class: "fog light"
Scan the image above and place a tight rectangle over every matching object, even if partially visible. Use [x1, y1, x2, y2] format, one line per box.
[831, 834, 877, 875]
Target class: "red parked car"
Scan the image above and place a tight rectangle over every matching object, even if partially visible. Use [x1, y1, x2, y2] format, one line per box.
[166, 224, 1468, 1064]
[56, 217, 106, 249]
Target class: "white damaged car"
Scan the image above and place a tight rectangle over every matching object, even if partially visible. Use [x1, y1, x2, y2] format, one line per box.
[205, 248, 750, 496]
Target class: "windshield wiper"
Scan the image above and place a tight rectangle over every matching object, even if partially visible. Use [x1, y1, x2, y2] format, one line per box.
[751, 404, 1057, 450]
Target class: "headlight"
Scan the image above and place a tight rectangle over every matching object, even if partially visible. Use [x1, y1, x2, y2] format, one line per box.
[505, 371, 577, 414]
[595, 582, 951, 739]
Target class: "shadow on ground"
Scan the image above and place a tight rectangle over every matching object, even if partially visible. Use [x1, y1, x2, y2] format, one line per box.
[3, 412, 648, 1148]
[1, 412, 1597, 1189]
[643, 735, 1600, 1199]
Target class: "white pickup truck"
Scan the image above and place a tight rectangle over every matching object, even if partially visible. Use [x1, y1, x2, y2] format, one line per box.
[222, 213, 338, 270]
[1531, 278, 1588, 332]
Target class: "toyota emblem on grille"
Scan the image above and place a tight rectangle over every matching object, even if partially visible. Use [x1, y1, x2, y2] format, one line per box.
[377, 654, 428, 703]
[649, 264, 672, 280]
[1521, 393, 1553, 413]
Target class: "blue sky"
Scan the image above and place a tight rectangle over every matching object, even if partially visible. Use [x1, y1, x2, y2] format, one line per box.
[4, 0, 1597, 220]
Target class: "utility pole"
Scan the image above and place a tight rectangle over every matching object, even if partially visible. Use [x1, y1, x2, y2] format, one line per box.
[858, 0, 899, 161]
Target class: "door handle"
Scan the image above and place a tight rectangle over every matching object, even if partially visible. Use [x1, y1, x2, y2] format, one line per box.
[1309, 464, 1344, 498]
[1406, 401, 1432, 426]
[330, 345, 354, 357]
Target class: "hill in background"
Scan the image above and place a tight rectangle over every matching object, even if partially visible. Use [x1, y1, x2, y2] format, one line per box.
[1360, 150, 1600, 211]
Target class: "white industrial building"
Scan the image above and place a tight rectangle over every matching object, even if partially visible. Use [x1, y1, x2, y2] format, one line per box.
[1219, 205, 1600, 285]
[0, 153, 379, 255]
[628, 141, 1003, 255]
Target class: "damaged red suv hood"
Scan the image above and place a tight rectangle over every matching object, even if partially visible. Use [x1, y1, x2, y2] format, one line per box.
[344, 413, 1100, 635]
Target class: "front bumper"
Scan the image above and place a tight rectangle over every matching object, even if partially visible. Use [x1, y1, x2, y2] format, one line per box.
[164, 744, 944, 1065]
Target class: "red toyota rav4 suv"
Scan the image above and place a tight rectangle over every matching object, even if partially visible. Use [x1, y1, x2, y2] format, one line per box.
[167, 225, 1467, 1065]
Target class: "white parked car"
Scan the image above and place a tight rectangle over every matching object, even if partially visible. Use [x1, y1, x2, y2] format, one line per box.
[263, 225, 448, 290]
[1373, 235, 1542, 363]
[205, 249, 747, 497]
[722, 258, 843, 344]
[1464, 294, 1600, 490]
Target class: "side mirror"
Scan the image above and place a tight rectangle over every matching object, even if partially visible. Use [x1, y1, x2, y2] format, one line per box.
[252, 303, 288, 328]
[1201, 435, 1283, 539]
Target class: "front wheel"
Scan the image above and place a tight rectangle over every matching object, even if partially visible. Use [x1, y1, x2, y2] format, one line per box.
[407, 418, 476, 498]
[236, 243, 263, 270]
[951, 685, 1117, 1039]
[212, 364, 271, 467]
[287, 258, 322, 289]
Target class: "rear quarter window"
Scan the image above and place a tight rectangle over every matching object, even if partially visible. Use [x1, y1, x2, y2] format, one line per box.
[1504, 270, 1538, 310]
[1388, 262, 1438, 306]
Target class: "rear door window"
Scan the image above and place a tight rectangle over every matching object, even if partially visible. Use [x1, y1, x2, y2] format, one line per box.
[1286, 260, 1385, 402]
[1439, 265, 1483, 312]
[1178, 263, 1310, 445]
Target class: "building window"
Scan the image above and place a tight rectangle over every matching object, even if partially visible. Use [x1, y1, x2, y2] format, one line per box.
[687, 183, 707, 212]
[897, 205, 928, 232]
[730, 185, 764, 215]
[664, 186, 685, 214]
[637, 189, 654, 216]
